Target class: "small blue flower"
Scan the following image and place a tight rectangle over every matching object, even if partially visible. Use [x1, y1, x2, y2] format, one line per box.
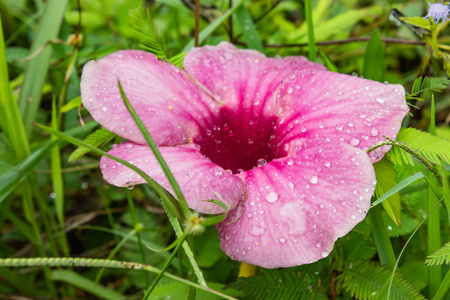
[424, 2, 450, 24]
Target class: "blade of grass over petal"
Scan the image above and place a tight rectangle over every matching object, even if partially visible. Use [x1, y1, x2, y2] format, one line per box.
[372, 172, 425, 207]
[182, 0, 245, 52]
[234, 3, 264, 52]
[17, 0, 68, 135]
[117, 79, 191, 219]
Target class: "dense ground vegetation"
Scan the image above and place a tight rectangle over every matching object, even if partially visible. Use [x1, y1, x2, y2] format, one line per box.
[0, 0, 449, 299]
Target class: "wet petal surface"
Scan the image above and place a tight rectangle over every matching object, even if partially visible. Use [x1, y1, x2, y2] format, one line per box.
[100, 142, 246, 214]
[275, 70, 409, 162]
[81, 50, 219, 146]
[216, 141, 375, 268]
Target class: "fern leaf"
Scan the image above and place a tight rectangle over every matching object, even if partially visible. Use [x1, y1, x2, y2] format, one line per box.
[407, 76, 450, 98]
[169, 52, 186, 69]
[226, 268, 328, 299]
[338, 261, 425, 300]
[425, 241, 450, 266]
[129, 8, 167, 59]
[68, 127, 116, 162]
[396, 128, 450, 165]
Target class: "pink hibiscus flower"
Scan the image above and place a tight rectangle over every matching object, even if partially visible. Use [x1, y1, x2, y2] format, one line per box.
[80, 42, 408, 268]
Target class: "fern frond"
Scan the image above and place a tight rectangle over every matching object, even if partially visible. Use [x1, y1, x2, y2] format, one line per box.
[169, 52, 186, 69]
[129, 8, 167, 59]
[226, 268, 328, 299]
[68, 127, 116, 162]
[407, 76, 449, 98]
[338, 261, 425, 300]
[396, 128, 450, 165]
[425, 241, 450, 266]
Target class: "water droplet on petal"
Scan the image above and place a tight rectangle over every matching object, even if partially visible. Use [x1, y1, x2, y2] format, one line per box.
[257, 159, 267, 167]
[370, 128, 379, 136]
[309, 175, 318, 184]
[372, 178, 377, 185]
[237, 169, 244, 174]
[321, 250, 329, 257]
[127, 185, 134, 190]
[376, 98, 384, 104]
[324, 161, 331, 167]
[315, 242, 322, 248]
[125, 144, 133, 149]
[335, 124, 344, 131]
[288, 182, 294, 191]
[350, 138, 360, 146]
[265, 191, 279, 203]
[102, 107, 108, 112]
[287, 87, 294, 94]
[350, 215, 357, 220]
[287, 158, 295, 166]
[248, 225, 265, 237]
[280, 237, 287, 243]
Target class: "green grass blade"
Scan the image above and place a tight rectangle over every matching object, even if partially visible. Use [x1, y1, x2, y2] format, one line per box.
[234, 4, 263, 52]
[182, 0, 245, 52]
[0, 13, 30, 160]
[0, 122, 97, 205]
[17, 0, 68, 135]
[117, 79, 190, 219]
[51, 270, 125, 300]
[305, 0, 317, 61]
[372, 172, 425, 207]
[363, 30, 384, 82]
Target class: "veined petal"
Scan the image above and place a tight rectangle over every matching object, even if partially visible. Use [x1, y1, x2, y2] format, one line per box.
[184, 42, 325, 117]
[216, 141, 375, 268]
[81, 50, 219, 146]
[100, 142, 246, 214]
[275, 70, 409, 162]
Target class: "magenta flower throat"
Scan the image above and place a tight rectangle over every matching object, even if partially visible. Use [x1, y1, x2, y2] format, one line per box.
[81, 42, 409, 268]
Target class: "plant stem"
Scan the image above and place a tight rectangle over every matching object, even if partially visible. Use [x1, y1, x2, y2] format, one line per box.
[304, 0, 316, 61]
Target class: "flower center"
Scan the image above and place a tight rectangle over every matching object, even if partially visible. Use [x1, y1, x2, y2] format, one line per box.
[194, 108, 279, 173]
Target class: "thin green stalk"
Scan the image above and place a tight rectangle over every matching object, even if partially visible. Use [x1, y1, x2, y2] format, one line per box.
[143, 233, 188, 299]
[118, 80, 191, 220]
[433, 268, 450, 300]
[0, 257, 238, 300]
[428, 97, 441, 298]
[369, 205, 396, 268]
[125, 189, 150, 285]
[304, 0, 316, 61]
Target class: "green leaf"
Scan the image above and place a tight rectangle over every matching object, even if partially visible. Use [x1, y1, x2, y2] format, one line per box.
[382, 211, 420, 238]
[338, 261, 426, 300]
[317, 48, 339, 72]
[399, 17, 431, 30]
[372, 172, 425, 207]
[363, 30, 384, 82]
[129, 7, 167, 59]
[169, 52, 186, 69]
[61, 96, 81, 113]
[407, 76, 450, 98]
[425, 241, 450, 266]
[337, 231, 376, 261]
[51, 270, 125, 300]
[396, 128, 450, 165]
[226, 268, 328, 299]
[374, 157, 401, 226]
[68, 127, 116, 162]
[235, 4, 264, 52]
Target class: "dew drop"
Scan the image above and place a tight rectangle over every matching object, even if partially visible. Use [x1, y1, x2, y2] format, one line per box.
[283, 144, 290, 151]
[237, 169, 244, 174]
[257, 159, 267, 167]
[315, 242, 322, 248]
[125, 144, 134, 149]
[372, 178, 377, 185]
[102, 107, 108, 112]
[370, 128, 379, 136]
[335, 123, 344, 131]
[287, 87, 294, 94]
[350, 137, 360, 146]
[279, 237, 287, 243]
[309, 175, 318, 184]
[248, 225, 265, 237]
[324, 161, 331, 167]
[321, 250, 329, 257]
[288, 182, 294, 191]
[350, 215, 357, 220]
[127, 185, 134, 190]
[248, 138, 254, 144]
[376, 98, 384, 104]
[287, 158, 295, 166]
[265, 191, 279, 203]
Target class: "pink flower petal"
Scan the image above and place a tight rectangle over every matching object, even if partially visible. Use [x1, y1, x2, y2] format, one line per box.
[81, 50, 219, 146]
[274, 70, 409, 162]
[216, 141, 375, 268]
[184, 42, 325, 115]
[100, 142, 246, 214]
